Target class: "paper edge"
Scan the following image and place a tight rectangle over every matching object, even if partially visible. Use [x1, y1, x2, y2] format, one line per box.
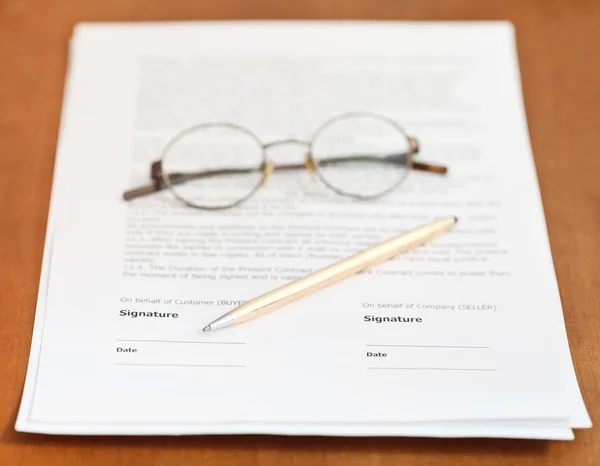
[503, 22, 591, 429]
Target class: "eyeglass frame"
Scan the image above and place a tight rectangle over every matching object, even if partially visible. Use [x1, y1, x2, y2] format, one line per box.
[123, 111, 448, 210]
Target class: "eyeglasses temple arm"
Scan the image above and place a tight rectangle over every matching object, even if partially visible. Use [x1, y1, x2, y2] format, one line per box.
[122, 164, 257, 201]
[411, 161, 448, 174]
[318, 153, 448, 174]
[123, 184, 163, 201]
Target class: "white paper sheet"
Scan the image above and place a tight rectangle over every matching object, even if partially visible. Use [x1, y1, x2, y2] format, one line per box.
[15, 21, 590, 437]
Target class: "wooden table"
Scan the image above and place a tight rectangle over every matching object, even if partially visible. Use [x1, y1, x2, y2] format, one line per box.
[1, 0, 598, 464]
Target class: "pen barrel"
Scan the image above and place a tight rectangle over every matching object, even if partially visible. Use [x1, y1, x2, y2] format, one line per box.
[230, 217, 456, 324]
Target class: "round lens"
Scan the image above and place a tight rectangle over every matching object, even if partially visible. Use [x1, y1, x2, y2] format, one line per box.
[311, 113, 412, 199]
[161, 124, 265, 209]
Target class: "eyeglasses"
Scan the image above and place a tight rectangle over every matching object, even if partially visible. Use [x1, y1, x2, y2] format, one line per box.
[123, 111, 448, 210]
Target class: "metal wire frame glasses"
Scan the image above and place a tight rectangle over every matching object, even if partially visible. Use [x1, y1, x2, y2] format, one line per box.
[123, 112, 448, 210]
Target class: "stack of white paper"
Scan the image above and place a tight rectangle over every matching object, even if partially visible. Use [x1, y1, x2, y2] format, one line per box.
[16, 21, 590, 439]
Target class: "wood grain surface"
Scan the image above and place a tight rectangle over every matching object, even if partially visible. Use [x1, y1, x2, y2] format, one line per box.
[1, 0, 598, 464]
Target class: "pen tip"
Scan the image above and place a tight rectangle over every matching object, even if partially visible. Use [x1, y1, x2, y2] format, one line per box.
[453, 216, 458, 224]
[203, 325, 211, 332]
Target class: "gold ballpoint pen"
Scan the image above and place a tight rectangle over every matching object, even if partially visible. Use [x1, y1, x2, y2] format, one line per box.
[203, 216, 457, 332]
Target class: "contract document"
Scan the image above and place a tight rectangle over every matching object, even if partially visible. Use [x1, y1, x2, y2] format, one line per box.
[16, 21, 590, 439]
